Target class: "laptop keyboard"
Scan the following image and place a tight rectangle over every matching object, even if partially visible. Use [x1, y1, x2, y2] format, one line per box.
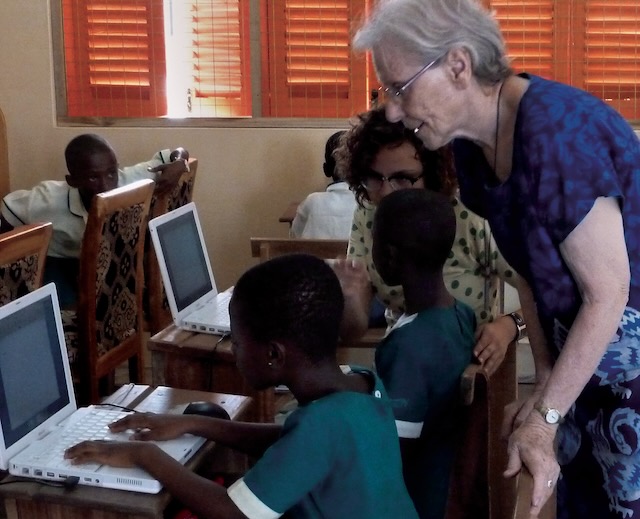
[21, 407, 130, 470]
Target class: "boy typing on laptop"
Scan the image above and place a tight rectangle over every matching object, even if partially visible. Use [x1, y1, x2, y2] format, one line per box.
[66, 254, 418, 519]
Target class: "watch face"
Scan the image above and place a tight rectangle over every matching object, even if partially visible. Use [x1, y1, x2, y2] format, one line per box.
[546, 409, 561, 424]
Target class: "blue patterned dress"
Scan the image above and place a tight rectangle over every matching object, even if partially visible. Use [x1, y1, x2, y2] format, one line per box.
[453, 74, 640, 518]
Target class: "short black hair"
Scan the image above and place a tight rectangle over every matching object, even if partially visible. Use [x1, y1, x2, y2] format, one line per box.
[323, 130, 347, 180]
[64, 134, 114, 175]
[374, 189, 456, 271]
[231, 254, 344, 362]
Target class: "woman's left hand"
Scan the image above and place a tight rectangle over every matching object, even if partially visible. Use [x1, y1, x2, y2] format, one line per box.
[504, 413, 560, 517]
[473, 314, 516, 376]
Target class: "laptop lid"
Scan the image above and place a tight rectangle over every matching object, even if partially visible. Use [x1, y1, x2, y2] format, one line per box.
[148, 202, 220, 328]
[0, 284, 76, 471]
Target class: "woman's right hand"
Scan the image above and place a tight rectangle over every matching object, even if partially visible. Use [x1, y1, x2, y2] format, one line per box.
[108, 412, 192, 441]
[328, 258, 373, 341]
[327, 258, 370, 297]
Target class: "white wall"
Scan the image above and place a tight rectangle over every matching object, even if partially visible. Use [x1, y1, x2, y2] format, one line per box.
[0, 1, 344, 289]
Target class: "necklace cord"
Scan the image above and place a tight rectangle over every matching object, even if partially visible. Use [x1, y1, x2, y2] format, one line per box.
[494, 80, 506, 172]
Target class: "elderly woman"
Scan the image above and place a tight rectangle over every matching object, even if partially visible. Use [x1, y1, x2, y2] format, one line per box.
[353, 0, 640, 518]
[334, 106, 523, 376]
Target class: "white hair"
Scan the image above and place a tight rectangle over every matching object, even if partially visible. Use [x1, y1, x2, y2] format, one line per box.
[354, 0, 512, 84]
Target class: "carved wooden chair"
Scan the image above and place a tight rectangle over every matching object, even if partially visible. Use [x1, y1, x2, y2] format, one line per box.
[145, 158, 198, 334]
[0, 222, 53, 306]
[446, 343, 519, 519]
[63, 179, 154, 405]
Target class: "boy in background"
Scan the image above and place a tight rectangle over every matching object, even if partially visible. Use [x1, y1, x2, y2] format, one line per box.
[290, 130, 356, 240]
[372, 189, 476, 519]
[0, 133, 189, 307]
[66, 254, 419, 519]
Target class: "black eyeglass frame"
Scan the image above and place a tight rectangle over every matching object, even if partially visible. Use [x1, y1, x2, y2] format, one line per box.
[360, 172, 425, 192]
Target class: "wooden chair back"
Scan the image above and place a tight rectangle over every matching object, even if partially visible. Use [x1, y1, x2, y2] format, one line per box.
[145, 158, 198, 334]
[0, 222, 53, 306]
[0, 107, 8, 200]
[73, 179, 154, 404]
[250, 237, 348, 262]
[512, 464, 555, 518]
[447, 343, 518, 519]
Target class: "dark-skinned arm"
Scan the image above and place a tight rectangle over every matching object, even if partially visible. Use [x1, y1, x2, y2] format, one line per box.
[109, 413, 283, 459]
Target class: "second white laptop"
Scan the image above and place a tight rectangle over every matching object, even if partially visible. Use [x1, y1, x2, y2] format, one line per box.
[0, 284, 206, 494]
[148, 202, 232, 335]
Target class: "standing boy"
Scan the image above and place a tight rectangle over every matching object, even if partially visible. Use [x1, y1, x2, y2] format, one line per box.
[372, 189, 476, 519]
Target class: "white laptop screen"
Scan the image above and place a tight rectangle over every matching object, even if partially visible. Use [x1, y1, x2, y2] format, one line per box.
[0, 293, 70, 448]
[155, 209, 215, 311]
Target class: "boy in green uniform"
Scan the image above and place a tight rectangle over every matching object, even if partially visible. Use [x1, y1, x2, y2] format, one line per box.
[372, 189, 476, 519]
[66, 254, 418, 519]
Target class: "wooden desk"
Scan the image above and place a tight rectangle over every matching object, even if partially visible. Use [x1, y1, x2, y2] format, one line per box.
[147, 326, 274, 423]
[278, 201, 300, 226]
[0, 385, 252, 519]
[147, 325, 386, 423]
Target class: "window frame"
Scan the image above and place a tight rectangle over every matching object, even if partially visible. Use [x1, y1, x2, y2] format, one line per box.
[52, 0, 640, 128]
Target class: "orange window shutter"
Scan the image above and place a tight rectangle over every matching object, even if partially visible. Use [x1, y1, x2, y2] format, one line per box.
[62, 0, 167, 118]
[189, 0, 252, 117]
[581, 0, 640, 120]
[490, 0, 556, 80]
[262, 0, 370, 118]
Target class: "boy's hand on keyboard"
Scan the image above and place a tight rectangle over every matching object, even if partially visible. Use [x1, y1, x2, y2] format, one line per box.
[64, 440, 157, 468]
[108, 413, 190, 441]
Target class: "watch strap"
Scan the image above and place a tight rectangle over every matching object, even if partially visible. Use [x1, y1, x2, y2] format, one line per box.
[508, 312, 526, 341]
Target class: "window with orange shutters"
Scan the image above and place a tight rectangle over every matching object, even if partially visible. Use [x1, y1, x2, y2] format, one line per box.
[488, 0, 640, 120]
[59, 0, 371, 119]
[261, 0, 370, 118]
[62, 0, 167, 118]
[57, 0, 640, 122]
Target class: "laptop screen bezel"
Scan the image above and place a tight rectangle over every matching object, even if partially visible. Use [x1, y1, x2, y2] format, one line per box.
[0, 284, 77, 470]
[148, 202, 219, 326]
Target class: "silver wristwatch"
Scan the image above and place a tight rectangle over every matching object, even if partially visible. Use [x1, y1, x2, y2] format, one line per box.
[535, 405, 563, 425]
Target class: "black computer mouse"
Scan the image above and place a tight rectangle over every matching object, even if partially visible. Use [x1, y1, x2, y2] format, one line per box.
[183, 401, 230, 420]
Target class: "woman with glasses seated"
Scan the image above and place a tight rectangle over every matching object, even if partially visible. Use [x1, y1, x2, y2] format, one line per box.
[332, 106, 525, 377]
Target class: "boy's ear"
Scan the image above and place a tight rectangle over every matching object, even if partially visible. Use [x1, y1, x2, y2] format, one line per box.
[267, 341, 286, 368]
[65, 174, 78, 188]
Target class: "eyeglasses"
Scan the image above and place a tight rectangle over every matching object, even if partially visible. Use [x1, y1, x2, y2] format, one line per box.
[361, 171, 425, 192]
[381, 58, 440, 100]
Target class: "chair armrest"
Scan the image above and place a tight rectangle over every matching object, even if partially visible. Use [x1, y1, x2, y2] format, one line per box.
[459, 363, 487, 406]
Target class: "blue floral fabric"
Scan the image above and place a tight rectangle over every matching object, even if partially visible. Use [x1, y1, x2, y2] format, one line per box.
[453, 74, 640, 518]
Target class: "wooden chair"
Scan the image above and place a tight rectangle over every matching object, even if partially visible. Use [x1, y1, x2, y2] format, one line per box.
[250, 236, 348, 262]
[63, 179, 154, 405]
[145, 158, 198, 334]
[0, 222, 53, 306]
[0, 106, 8, 200]
[447, 343, 519, 519]
[512, 466, 556, 519]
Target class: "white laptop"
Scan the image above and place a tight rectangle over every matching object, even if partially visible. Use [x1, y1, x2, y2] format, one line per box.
[0, 284, 206, 494]
[148, 202, 232, 335]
